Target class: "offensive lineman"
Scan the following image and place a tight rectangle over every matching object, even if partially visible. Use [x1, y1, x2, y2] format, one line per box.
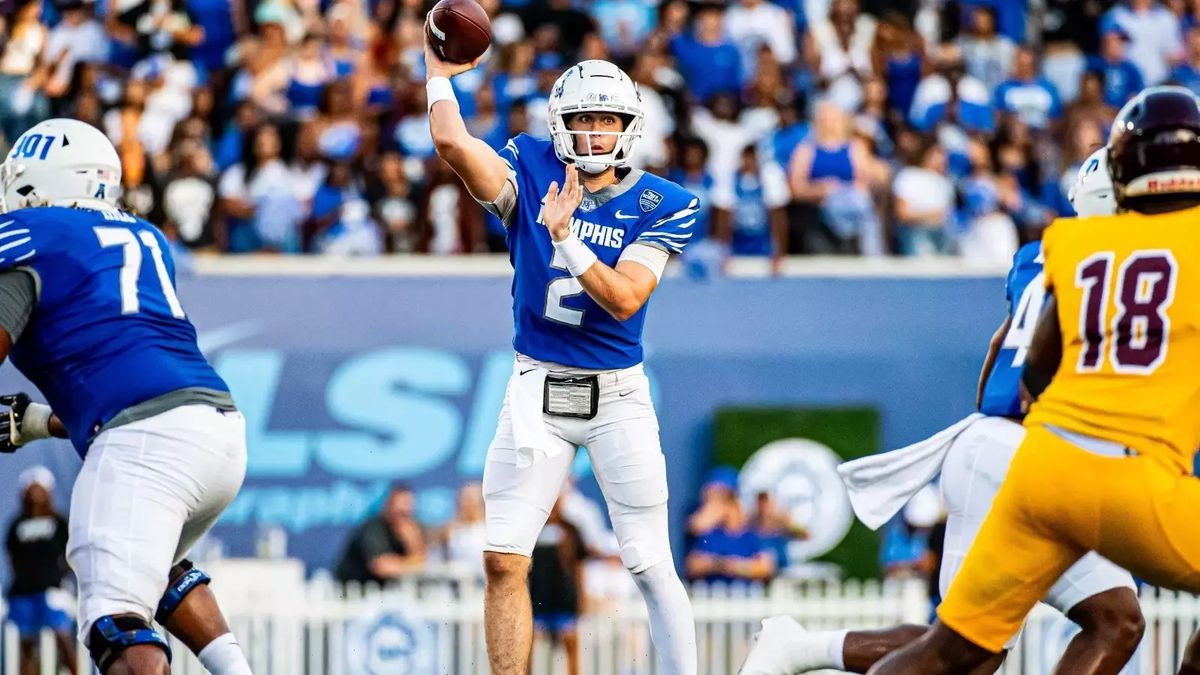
[0, 119, 252, 675]
[870, 85, 1200, 675]
[740, 149, 1162, 675]
[426, 36, 699, 675]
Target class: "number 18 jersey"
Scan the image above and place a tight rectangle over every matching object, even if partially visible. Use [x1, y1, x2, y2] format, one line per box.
[1027, 210, 1200, 473]
[980, 241, 1044, 418]
[2, 206, 230, 456]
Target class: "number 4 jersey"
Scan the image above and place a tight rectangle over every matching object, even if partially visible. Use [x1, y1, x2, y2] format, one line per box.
[0, 206, 231, 457]
[493, 134, 700, 370]
[979, 241, 1044, 418]
[1026, 210, 1200, 473]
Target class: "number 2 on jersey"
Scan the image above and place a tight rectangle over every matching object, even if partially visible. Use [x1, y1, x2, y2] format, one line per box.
[1076, 250, 1177, 374]
[545, 246, 585, 327]
[94, 227, 186, 319]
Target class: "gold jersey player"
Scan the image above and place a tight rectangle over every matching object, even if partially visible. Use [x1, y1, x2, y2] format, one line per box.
[870, 85, 1200, 675]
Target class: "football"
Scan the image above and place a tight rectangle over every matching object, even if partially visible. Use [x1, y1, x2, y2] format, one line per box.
[425, 0, 492, 65]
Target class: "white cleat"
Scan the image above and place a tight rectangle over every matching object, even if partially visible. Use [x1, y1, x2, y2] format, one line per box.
[740, 616, 810, 675]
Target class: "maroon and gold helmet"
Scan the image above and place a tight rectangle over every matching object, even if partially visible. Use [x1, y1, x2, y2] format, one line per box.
[1108, 85, 1200, 207]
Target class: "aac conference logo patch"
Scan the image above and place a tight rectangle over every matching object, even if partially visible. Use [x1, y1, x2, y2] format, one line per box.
[345, 608, 435, 674]
[738, 438, 854, 562]
[638, 189, 662, 212]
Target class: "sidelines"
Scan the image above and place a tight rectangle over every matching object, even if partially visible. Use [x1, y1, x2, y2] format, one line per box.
[1, 572, 1195, 674]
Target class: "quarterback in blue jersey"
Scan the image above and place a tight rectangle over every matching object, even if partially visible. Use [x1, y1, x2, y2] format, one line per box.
[0, 120, 251, 675]
[427, 40, 699, 675]
[740, 148, 1154, 675]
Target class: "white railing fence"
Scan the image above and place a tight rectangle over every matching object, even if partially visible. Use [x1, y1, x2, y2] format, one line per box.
[3, 562, 1198, 675]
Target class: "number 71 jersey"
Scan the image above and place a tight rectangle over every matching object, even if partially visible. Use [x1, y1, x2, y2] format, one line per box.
[2, 206, 229, 456]
[1026, 209, 1200, 473]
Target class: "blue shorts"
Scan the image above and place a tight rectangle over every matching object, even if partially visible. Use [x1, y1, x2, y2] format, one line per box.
[7, 592, 73, 638]
[533, 611, 577, 635]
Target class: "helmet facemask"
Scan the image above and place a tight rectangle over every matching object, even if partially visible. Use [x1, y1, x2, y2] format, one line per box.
[550, 110, 643, 175]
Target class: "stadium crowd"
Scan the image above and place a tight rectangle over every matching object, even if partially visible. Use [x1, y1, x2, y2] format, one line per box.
[0, 0, 1184, 263]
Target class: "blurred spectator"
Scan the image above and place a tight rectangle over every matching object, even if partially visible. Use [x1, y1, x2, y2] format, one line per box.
[691, 92, 778, 196]
[438, 482, 486, 576]
[806, 0, 875, 112]
[956, 5, 1013, 94]
[749, 491, 806, 572]
[526, 0, 595, 58]
[218, 121, 307, 253]
[1090, 26, 1146, 108]
[994, 47, 1063, 132]
[669, 3, 742, 104]
[6, 467, 76, 675]
[909, 43, 993, 133]
[712, 144, 790, 273]
[871, 11, 923, 123]
[590, 0, 654, 57]
[625, 48, 675, 170]
[957, 138, 1018, 265]
[1170, 25, 1200, 94]
[162, 138, 222, 250]
[286, 34, 333, 120]
[44, 0, 107, 102]
[335, 484, 427, 585]
[304, 158, 381, 255]
[788, 101, 876, 254]
[1101, 0, 1183, 86]
[892, 139, 954, 256]
[1064, 71, 1119, 139]
[667, 137, 714, 240]
[881, 484, 941, 580]
[959, 0, 1025, 44]
[725, 0, 796, 81]
[529, 497, 587, 675]
[0, 0, 50, 144]
[685, 467, 775, 585]
[369, 150, 419, 252]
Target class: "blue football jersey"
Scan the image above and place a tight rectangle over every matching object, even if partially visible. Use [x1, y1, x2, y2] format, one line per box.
[979, 241, 1044, 417]
[1, 207, 230, 456]
[498, 134, 699, 369]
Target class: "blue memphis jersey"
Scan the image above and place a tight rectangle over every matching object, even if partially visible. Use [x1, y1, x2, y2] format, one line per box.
[979, 241, 1044, 417]
[1, 207, 229, 456]
[498, 134, 699, 369]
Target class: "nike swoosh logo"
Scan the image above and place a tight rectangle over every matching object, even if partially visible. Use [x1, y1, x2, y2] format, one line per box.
[618, 390, 635, 397]
[520, 368, 535, 376]
[614, 211, 638, 220]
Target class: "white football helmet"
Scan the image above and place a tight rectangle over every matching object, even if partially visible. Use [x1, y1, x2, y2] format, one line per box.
[1, 119, 122, 214]
[547, 60, 644, 174]
[1068, 147, 1117, 217]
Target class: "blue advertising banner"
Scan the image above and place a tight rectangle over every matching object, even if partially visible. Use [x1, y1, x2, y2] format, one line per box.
[0, 271, 1016, 580]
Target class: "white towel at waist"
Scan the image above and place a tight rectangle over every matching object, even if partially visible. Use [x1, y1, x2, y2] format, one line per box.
[836, 413, 985, 530]
[507, 360, 560, 469]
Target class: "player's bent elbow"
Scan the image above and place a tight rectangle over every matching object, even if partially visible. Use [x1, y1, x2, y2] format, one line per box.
[432, 135, 459, 160]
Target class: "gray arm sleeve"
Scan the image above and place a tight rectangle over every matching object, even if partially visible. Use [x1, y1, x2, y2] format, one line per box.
[476, 170, 519, 226]
[0, 270, 36, 343]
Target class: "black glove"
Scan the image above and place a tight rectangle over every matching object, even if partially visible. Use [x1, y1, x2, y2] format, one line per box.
[0, 393, 49, 453]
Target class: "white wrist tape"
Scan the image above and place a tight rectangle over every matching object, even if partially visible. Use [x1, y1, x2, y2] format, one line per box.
[426, 76, 457, 112]
[14, 402, 52, 445]
[552, 233, 598, 277]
